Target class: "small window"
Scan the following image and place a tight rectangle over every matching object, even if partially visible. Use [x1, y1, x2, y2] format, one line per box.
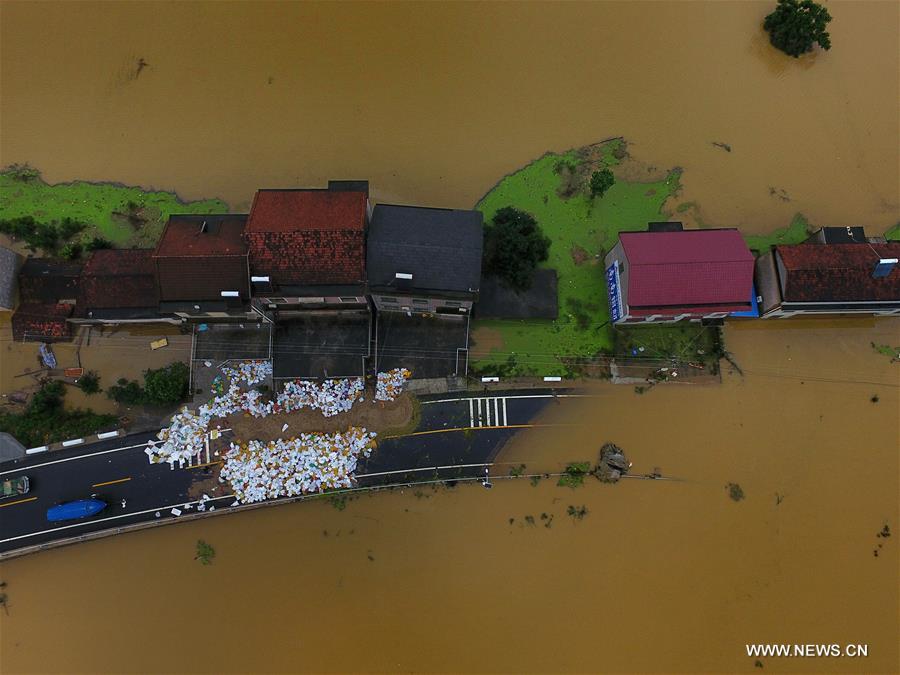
[412, 299, 428, 305]
[339, 297, 359, 303]
[380, 296, 398, 303]
[445, 301, 462, 307]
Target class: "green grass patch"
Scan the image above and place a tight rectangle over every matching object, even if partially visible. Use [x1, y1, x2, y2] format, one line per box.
[614, 323, 722, 363]
[557, 461, 591, 489]
[885, 223, 900, 242]
[473, 140, 680, 374]
[743, 213, 812, 254]
[0, 167, 229, 248]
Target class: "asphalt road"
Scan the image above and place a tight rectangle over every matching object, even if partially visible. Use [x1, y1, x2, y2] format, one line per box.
[0, 390, 565, 555]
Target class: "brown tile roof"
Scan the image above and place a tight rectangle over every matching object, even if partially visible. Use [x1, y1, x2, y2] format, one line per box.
[245, 189, 367, 285]
[77, 249, 158, 311]
[155, 215, 248, 257]
[246, 190, 366, 233]
[11, 303, 73, 341]
[154, 215, 249, 301]
[18, 259, 82, 304]
[776, 243, 900, 302]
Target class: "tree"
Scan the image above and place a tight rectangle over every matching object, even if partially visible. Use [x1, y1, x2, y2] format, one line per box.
[763, 0, 832, 58]
[106, 378, 145, 405]
[589, 169, 615, 198]
[78, 371, 101, 395]
[482, 207, 551, 292]
[142, 362, 189, 405]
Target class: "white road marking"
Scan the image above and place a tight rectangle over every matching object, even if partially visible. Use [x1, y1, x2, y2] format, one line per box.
[493, 398, 500, 427]
[468, 398, 474, 427]
[0, 495, 236, 544]
[421, 393, 593, 405]
[502, 397, 508, 426]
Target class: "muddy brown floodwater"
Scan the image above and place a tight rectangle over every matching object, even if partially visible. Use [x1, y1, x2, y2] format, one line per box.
[0, 1, 898, 231]
[1, 1, 899, 673]
[0, 319, 897, 673]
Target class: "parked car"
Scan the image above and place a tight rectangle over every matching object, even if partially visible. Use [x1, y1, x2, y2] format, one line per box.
[1, 476, 30, 499]
[46, 499, 107, 523]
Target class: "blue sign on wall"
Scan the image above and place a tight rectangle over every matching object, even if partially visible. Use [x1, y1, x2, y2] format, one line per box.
[606, 263, 623, 322]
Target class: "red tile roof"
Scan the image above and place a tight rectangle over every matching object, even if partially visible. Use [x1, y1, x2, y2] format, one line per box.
[621, 229, 754, 308]
[246, 190, 366, 233]
[776, 242, 900, 302]
[155, 215, 248, 257]
[78, 249, 158, 310]
[245, 190, 367, 285]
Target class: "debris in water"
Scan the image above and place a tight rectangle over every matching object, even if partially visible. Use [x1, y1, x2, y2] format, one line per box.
[726, 483, 745, 502]
[712, 141, 732, 152]
[877, 524, 891, 538]
[596, 442, 630, 483]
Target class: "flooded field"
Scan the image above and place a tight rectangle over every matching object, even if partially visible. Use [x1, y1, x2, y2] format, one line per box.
[0, 1, 897, 232]
[1, 319, 897, 673]
[1, 1, 898, 672]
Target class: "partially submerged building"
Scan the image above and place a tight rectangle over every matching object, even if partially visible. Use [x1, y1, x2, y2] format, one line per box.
[11, 258, 81, 341]
[368, 204, 483, 377]
[154, 214, 254, 321]
[604, 227, 755, 324]
[245, 183, 371, 379]
[0, 245, 22, 312]
[755, 228, 900, 317]
[71, 249, 166, 325]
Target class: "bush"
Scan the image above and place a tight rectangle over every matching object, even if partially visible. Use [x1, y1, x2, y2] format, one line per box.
[0, 380, 116, 447]
[78, 371, 101, 395]
[763, 0, 831, 58]
[57, 218, 86, 240]
[85, 236, 113, 251]
[589, 169, 615, 198]
[61, 242, 83, 260]
[107, 378, 146, 405]
[143, 362, 189, 405]
[5, 163, 41, 181]
[482, 207, 551, 291]
[195, 540, 215, 565]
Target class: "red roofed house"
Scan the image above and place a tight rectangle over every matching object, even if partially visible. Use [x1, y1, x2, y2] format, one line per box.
[70, 249, 172, 325]
[755, 227, 900, 317]
[154, 214, 255, 320]
[245, 181, 372, 379]
[604, 226, 755, 324]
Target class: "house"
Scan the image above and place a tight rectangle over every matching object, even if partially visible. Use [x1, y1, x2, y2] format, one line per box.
[71, 249, 170, 325]
[11, 258, 82, 341]
[244, 182, 371, 379]
[755, 228, 900, 317]
[604, 227, 755, 324]
[367, 204, 483, 377]
[0, 245, 22, 311]
[154, 214, 255, 321]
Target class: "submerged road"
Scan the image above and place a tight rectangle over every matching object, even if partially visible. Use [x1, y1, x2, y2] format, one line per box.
[0, 390, 576, 556]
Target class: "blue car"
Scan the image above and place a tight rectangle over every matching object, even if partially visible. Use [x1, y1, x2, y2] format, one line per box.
[46, 499, 107, 523]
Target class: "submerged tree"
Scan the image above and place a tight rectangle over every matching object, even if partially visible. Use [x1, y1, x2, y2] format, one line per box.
[763, 0, 832, 58]
[589, 169, 615, 198]
[482, 207, 551, 291]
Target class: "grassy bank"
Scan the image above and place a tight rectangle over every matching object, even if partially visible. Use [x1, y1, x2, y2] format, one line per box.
[0, 166, 228, 249]
[472, 139, 681, 375]
[743, 213, 813, 253]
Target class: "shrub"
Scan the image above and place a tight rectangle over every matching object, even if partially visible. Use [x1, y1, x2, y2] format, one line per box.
[85, 236, 114, 251]
[589, 169, 615, 198]
[57, 218, 86, 240]
[78, 371, 101, 395]
[143, 362, 189, 405]
[107, 378, 146, 405]
[557, 462, 591, 488]
[61, 242, 83, 260]
[195, 540, 215, 565]
[5, 163, 41, 181]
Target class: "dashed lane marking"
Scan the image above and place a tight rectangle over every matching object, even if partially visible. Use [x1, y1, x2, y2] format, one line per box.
[0, 496, 37, 509]
[91, 477, 131, 488]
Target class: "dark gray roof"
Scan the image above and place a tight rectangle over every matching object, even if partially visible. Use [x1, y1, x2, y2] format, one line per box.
[367, 204, 483, 293]
[0, 246, 22, 310]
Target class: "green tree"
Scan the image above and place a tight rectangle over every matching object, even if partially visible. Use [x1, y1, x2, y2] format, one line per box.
[85, 236, 114, 251]
[142, 362, 189, 405]
[78, 371, 101, 395]
[106, 378, 146, 405]
[61, 242, 83, 260]
[589, 169, 615, 198]
[482, 207, 551, 291]
[763, 0, 832, 58]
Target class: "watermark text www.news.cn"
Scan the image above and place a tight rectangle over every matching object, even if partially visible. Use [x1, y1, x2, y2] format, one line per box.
[746, 644, 868, 658]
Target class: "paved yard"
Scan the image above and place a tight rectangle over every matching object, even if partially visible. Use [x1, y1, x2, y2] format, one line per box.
[273, 311, 370, 379]
[376, 312, 469, 378]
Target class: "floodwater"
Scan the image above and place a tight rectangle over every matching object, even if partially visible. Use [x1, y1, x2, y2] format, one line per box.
[1, 318, 898, 673]
[1, 1, 899, 673]
[1, 1, 898, 232]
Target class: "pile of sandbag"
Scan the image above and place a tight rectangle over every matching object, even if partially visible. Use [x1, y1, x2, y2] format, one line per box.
[221, 360, 273, 387]
[220, 427, 376, 503]
[278, 378, 365, 417]
[376, 368, 412, 401]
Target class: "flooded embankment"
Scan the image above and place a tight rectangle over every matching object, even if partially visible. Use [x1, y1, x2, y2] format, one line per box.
[1, 319, 897, 674]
